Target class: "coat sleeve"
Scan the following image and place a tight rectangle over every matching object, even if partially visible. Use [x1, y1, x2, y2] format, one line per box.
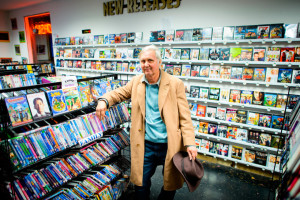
[176, 80, 196, 146]
[101, 76, 135, 107]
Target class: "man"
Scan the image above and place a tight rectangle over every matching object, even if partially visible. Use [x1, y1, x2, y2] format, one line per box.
[96, 45, 197, 200]
[33, 97, 51, 120]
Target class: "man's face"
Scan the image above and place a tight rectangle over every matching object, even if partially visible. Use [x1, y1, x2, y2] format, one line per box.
[140, 50, 161, 78]
[253, 53, 259, 61]
[35, 99, 44, 114]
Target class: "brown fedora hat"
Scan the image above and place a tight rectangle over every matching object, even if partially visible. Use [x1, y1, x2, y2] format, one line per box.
[173, 151, 204, 192]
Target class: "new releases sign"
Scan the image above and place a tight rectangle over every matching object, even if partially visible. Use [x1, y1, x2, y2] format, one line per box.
[103, 0, 181, 16]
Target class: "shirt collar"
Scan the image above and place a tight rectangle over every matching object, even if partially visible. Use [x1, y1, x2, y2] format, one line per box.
[141, 70, 161, 86]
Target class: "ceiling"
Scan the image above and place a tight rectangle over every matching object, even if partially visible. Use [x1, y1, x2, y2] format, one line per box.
[0, 0, 53, 11]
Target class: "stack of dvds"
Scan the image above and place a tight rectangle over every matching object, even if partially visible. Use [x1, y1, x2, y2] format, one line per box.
[0, 73, 37, 89]
[7, 130, 130, 200]
[2, 103, 130, 171]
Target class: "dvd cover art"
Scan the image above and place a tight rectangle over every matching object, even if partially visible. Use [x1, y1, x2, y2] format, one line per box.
[199, 48, 209, 60]
[5, 96, 33, 126]
[263, 93, 277, 107]
[280, 47, 295, 62]
[164, 48, 172, 59]
[191, 65, 201, 77]
[242, 67, 254, 80]
[212, 27, 223, 40]
[209, 141, 218, 154]
[181, 48, 190, 60]
[277, 68, 292, 83]
[209, 48, 220, 60]
[255, 151, 267, 166]
[252, 47, 266, 61]
[219, 48, 230, 61]
[234, 26, 246, 40]
[115, 34, 121, 43]
[270, 135, 284, 149]
[220, 66, 231, 79]
[247, 112, 260, 126]
[209, 65, 220, 79]
[216, 107, 226, 120]
[268, 154, 280, 171]
[270, 24, 284, 38]
[171, 48, 181, 60]
[192, 28, 203, 41]
[248, 131, 260, 144]
[199, 66, 210, 77]
[230, 48, 242, 61]
[183, 29, 193, 41]
[190, 49, 200, 60]
[63, 87, 82, 111]
[206, 107, 217, 118]
[229, 89, 241, 103]
[295, 47, 300, 62]
[244, 149, 256, 163]
[231, 67, 243, 80]
[257, 25, 270, 39]
[181, 65, 191, 76]
[276, 94, 287, 108]
[200, 139, 210, 151]
[217, 125, 228, 138]
[253, 68, 266, 81]
[284, 24, 298, 38]
[236, 109, 248, 124]
[196, 105, 206, 117]
[202, 27, 212, 40]
[292, 70, 300, 83]
[175, 30, 184, 41]
[231, 146, 243, 160]
[220, 88, 230, 102]
[252, 91, 264, 105]
[199, 87, 209, 99]
[226, 108, 237, 122]
[165, 65, 174, 75]
[287, 95, 300, 109]
[259, 133, 271, 146]
[199, 122, 209, 134]
[127, 32, 135, 43]
[190, 86, 200, 98]
[265, 68, 279, 83]
[236, 128, 248, 141]
[258, 114, 272, 128]
[240, 48, 253, 61]
[165, 30, 174, 42]
[135, 32, 143, 43]
[173, 65, 182, 76]
[245, 25, 257, 39]
[208, 123, 218, 135]
[27, 92, 51, 121]
[209, 88, 220, 101]
[223, 26, 234, 40]
[46, 89, 68, 115]
[271, 115, 284, 129]
[189, 103, 197, 116]
[267, 47, 280, 62]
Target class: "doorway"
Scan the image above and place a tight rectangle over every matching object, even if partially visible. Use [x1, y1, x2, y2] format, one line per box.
[24, 12, 53, 64]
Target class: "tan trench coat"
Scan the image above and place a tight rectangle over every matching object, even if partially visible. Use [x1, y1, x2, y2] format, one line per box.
[102, 70, 196, 191]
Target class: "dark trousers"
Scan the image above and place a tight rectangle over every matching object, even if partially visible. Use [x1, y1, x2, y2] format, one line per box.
[134, 140, 176, 200]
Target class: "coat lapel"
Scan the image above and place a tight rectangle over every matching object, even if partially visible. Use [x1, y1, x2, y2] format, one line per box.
[158, 70, 170, 115]
[137, 81, 146, 119]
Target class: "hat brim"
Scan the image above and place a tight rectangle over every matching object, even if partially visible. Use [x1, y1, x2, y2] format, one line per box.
[173, 151, 204, 192]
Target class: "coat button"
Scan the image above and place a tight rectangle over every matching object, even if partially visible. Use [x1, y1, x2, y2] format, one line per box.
[138, 129, 142, 132]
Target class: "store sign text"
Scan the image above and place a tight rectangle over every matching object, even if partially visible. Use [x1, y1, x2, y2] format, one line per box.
[103, 0, 181, 16]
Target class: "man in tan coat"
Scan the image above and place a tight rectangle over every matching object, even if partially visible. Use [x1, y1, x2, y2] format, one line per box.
[96, 45, 197, 200]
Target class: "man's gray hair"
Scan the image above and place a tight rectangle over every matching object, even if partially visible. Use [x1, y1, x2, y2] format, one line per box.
[139, 45, 162, 62]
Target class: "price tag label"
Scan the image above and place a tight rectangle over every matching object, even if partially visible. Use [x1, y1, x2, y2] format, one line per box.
[62, 76, 78, 89]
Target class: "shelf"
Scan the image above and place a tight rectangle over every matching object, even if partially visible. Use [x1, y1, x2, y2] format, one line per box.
[56, 67, 141, 75]
[195, 132, 281, 154]
[191, 116, 287, 134]
[53, 38, 300, 49]
[55, 57, 300, 67]
[187, 97, 292, 114]
[179, 76, 299, 88]
[197, 149, 280, 173]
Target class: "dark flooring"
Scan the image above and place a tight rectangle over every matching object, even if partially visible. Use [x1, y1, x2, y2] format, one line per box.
[121, 160, 277, 200]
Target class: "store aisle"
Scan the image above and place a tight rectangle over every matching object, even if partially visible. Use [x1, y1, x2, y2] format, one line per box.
[121, 160, 276, 200]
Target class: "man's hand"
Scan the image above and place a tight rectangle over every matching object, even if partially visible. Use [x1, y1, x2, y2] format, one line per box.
[187, 146, 198, 160]
[96, 100, 107, 121]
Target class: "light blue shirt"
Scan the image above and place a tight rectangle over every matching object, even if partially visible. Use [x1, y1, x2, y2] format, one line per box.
[142, 73, 168, 143]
